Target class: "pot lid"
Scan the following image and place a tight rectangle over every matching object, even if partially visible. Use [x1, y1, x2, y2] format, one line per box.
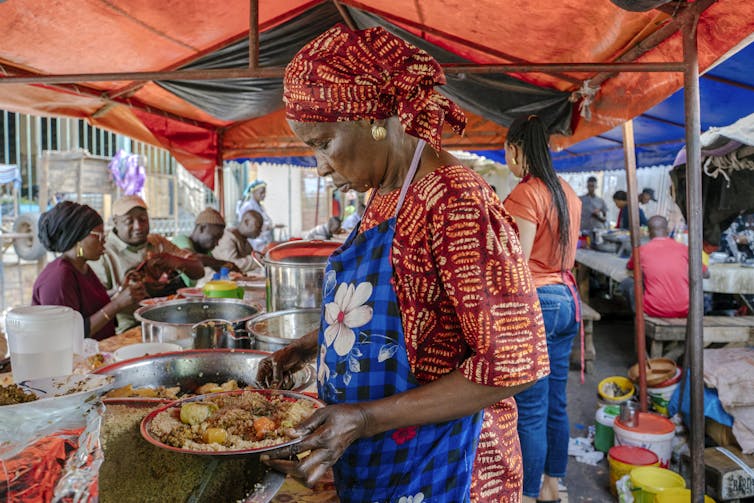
[265, 240, 340, 265]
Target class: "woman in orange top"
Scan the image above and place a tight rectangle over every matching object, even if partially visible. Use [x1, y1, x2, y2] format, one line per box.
[504, 115, 582, 503]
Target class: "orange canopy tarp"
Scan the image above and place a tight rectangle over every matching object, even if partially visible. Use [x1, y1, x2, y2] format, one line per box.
[1, 0, 753, 188]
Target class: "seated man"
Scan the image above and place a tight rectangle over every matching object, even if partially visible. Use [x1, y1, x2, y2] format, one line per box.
[172, 208, 239, 274]
[303, 216, 341, 241]
[613, 190, 648, 229]
[212, 209, 264, 274]
[91, 195, 205, 333]
[620, 216, 708, 317]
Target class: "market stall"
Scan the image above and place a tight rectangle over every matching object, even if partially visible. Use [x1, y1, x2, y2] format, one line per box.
[3, 0, 754, 500]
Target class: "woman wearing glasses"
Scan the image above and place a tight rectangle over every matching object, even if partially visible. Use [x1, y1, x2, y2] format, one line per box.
[32, 201, 146, 340]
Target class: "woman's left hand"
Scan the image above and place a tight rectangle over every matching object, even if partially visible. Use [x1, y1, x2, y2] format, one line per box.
[260, 403, 370, 486]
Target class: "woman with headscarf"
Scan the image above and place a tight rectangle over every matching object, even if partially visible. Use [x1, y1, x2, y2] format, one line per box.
[257, 25, 548, 502]
[236, 179, 274, 251]
[32, 201, 146, 340]
[503, 116, 582, 503]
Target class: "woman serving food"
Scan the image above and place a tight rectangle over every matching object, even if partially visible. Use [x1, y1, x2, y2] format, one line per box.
[258, 25, 548, 502]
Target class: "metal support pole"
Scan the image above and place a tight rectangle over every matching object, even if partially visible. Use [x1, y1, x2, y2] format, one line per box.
[623, 120, 648, 412]
[216, 130, 225, 218]
[248, 0, 259, 69]
[683, 15, 705, 503]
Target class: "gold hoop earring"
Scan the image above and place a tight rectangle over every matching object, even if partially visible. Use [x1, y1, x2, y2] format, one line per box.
[77, 243, 84, 258]
[511, 157, 517, 165]
[371, 125, 387, 141]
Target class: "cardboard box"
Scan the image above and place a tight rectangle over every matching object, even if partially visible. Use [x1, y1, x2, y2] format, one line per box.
[706, 418, 741, 449]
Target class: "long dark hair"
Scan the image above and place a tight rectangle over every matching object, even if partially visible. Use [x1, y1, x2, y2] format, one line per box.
[507, 115, 571, 267]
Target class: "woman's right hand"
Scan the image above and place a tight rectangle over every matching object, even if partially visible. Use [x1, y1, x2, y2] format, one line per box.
[256, 343, 309, 389]
[256, 329, 318, 388]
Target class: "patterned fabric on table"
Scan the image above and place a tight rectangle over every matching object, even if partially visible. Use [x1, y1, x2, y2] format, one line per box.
[360, 164, 549, 503]
[318, 154, 482, 501]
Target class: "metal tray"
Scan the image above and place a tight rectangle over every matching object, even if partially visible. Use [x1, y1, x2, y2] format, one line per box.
[94, 349, 315, 401]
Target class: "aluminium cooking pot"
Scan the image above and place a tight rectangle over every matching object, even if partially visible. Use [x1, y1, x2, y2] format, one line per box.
[246, 308, 321, 352]
[252, 240, 341, 312]
[135, 298, 260, 344]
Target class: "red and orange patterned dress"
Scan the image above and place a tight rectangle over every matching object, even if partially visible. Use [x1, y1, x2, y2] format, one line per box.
[359, 164, 549, 502]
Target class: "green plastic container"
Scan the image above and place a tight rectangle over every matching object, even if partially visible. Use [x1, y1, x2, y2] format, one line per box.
[595, 404, 621, 453]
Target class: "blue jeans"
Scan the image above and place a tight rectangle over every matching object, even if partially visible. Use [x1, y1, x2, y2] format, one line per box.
[515, 284, 580, 498]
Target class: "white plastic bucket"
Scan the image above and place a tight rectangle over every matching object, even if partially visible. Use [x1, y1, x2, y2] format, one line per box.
[648, 382, 680, 416]
[613, 412, 675, 468]
[594, 405, 620, 453]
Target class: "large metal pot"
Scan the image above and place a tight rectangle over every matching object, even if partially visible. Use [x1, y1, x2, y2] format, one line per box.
[247, 308, 321, 352]
[135, 298, 260, 344]
[94, 349, 316, 394]
[253, 240, 340, 312]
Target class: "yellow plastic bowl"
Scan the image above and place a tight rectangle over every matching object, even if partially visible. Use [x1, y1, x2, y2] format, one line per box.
[630, 467, 685, 503]
[598, 376, 636, 403]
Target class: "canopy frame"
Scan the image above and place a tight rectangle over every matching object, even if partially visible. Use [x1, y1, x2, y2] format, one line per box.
[0, 1, 716, 497]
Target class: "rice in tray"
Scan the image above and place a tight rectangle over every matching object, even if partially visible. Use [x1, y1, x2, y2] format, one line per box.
[149, 391, 317, 452]
[100, 404, 269, 503]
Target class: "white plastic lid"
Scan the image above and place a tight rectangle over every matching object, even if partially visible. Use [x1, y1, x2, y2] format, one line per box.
[6, 305, 78, 330]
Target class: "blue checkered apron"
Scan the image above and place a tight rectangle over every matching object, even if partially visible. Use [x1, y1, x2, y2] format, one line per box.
[317, 141, 483, 502]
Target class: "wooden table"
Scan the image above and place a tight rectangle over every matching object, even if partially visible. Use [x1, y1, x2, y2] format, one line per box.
[575, 249, 754, 296]
[704, 263, 754, 295]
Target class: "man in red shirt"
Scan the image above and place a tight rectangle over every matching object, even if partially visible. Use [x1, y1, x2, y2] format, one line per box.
[621, 215, 708, 317]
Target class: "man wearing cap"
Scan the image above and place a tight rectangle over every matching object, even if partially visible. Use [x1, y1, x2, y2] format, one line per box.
[91, 195, 205, 333]
[236, 179, 274, 251]
[172, 208, 240, 274]
[579, 175, 608, 233]
[639, 187, 659, 218]
[213, 209, 264, 273]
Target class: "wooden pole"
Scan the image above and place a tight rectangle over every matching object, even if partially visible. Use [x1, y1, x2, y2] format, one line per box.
[683, 14, 706, 503]
[622, 120, 648, 412]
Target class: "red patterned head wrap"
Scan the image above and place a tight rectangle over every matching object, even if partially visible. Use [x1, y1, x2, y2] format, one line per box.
[284, 24, 466, 151]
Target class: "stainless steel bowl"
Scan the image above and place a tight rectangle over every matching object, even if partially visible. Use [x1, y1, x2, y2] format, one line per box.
[135, 298, 261, 343]
[94, 349, 316, 396]
[247, 308, 321, 352]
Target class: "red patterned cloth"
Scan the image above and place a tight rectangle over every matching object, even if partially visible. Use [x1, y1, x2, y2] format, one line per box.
[283, 24, 466, 152]
[360, 164, 549, 502]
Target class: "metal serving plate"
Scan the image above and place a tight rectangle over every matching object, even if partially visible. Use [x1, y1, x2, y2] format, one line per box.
[141, 389, 325, 456]
[94, 349, 315, 400]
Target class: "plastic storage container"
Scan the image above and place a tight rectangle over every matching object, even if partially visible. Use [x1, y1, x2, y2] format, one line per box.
[630, 466, 685, 503]
[594, 405, 621, 453]
[607, 445, 659, 496]
[614, 412, 675, 467]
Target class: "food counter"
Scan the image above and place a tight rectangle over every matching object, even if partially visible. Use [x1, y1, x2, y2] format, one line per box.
[1, 325, 339, 502]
